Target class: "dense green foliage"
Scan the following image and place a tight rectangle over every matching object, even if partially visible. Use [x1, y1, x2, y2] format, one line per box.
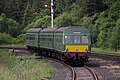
[0, 0, 120, 51]
[0, 33, 13, 44]
[0, 33, 25, 45]
[13, 34, 26, 44]
[0, 13, 21, 37]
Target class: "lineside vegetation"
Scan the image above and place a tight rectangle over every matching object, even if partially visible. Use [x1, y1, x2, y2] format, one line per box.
[92, 48, 120, 56]
[0, 50, 56, 80]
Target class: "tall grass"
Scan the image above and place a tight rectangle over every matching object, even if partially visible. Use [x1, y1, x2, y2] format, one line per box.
[0, 50, 56, 80]
[92, 48, 120, 56]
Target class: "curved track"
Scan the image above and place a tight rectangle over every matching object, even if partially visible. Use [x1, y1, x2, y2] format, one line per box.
[73, 66, 99, 80]
[39, 56, 99, 80]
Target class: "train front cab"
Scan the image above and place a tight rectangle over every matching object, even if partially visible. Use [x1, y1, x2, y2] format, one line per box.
[63, 27, 91, 65]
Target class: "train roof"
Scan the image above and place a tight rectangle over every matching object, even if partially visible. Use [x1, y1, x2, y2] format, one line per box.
[40, 28, 56, 32]
[55, 26, 87, 32]
[27, 28, 42, 33]
[55, 27, 69, 32]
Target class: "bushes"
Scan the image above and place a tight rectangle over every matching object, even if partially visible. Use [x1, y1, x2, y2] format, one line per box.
[54, 12, 74, 27]
[0, 33, 13, 45]
[0, 33, 26, 45]
[34, 15, 51, 28]
[23, 15, 51, 32]
[13, 34, 26, 44]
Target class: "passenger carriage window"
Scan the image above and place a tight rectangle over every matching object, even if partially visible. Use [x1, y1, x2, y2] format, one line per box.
[74, 36, 80, 44]
[65, 35, 72, 44]
[82, 36, 88, 44]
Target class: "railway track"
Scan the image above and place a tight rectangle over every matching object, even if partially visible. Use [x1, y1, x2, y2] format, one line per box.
[44, 57, 99, 80]
[73, 66, 99, 80]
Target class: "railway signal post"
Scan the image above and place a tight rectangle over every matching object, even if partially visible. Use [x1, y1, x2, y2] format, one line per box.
[51, 0, 54, 28]
[44, 0, 54, 28]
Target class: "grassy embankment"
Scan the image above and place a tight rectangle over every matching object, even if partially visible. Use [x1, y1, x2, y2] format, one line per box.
[0, 50, 56, 80]
[0, 44, 26, 48]
[92, 48, 120, 56]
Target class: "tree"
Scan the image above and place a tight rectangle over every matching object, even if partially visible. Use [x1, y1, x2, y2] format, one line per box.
[0, 0, 28, 24]
[54, 12, 73, 27]
[0, 13, 7, 33]
[7, 18, 21, 37]
[34, 15, 51, 28]
[97, 19, 115, 49]
[0, 13, 20, 37]
[87, 0, 108, 15]
[109, 19, 120, 51]
[23, 15, 51, 32]
[97, 29, 108, 49]
[108, 1, 120, 20]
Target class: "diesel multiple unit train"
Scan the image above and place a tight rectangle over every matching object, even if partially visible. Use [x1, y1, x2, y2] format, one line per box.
[26, 26, 91, 66]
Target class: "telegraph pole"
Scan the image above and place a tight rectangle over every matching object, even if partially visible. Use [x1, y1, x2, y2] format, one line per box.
[51, 0, 54, 28]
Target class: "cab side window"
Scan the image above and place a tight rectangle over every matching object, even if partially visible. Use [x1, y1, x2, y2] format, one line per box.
[82, 36, 88, 44]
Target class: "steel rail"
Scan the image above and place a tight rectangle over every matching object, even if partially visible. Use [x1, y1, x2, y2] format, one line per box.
[84, 65, 99, 80]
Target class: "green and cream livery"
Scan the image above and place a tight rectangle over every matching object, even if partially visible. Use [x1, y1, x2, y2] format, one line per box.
[62, 27, 91, 63]
[26, 26, 91, 66]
